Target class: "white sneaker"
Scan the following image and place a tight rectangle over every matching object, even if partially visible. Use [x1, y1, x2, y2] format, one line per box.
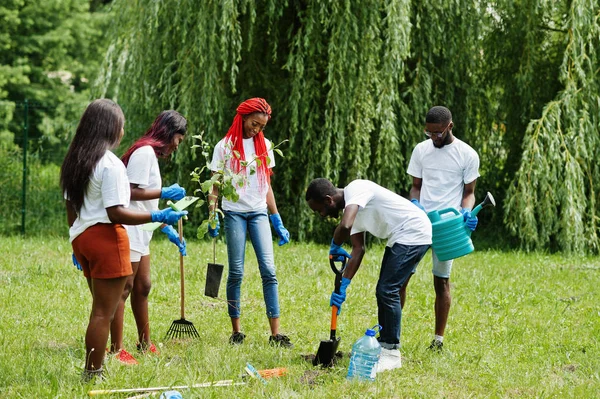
[376, 348, 402, 373]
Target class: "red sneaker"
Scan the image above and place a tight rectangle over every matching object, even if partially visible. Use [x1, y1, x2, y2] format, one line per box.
[115, 349, 139, 365]
[137, 342, 160, 355]
[148, 343, 159, 355]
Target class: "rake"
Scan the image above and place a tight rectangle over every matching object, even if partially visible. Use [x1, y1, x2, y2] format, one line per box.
[165, 216, 199, 339]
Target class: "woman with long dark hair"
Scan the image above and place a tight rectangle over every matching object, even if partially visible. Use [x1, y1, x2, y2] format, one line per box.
[109, 110, 188, 364]
[208, 98, 292, 347]
[60, 99, 187, 380]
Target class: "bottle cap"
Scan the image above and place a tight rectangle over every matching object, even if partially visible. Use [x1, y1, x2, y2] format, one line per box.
[365, 324, 382, 336]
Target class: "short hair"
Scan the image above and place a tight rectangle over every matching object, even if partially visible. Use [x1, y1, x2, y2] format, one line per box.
[426, 106, 452, 124]
[305, 178, 337, 202]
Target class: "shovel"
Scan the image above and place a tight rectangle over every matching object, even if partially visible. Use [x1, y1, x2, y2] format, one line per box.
[313, 256, 346, 367]
[205, 239, 224, 298]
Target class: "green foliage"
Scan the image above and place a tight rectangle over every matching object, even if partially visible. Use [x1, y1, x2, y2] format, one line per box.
[0, 0, 110, 160]
[0, 145, 64, 236]
[97, 0, 600, 251]
[504, 1, 600, 252]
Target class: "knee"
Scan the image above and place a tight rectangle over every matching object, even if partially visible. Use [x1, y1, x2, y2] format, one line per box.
[260, 267, 277, 283]
[134, 278, 151, 298]
[376, 284, 396, 303]
[121, 280, 134, 301]
[228, 268, 244, 282]
[433, 277, 450, 295]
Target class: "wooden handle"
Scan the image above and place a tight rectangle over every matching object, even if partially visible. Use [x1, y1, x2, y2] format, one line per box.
[178, 218, 185, 319]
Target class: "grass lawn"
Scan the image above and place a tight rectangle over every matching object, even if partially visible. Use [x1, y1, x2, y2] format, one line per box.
[0, 235, 599, 398]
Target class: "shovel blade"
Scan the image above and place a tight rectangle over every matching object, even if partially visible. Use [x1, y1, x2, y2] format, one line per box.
[313, 337, 341, 367]
[205, 263, 224, 298]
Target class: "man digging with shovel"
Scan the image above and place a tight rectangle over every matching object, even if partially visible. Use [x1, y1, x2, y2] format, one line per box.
[306, 178, 432, 372]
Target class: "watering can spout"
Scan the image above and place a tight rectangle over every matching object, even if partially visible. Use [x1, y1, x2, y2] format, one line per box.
[472, 192, 496, 217]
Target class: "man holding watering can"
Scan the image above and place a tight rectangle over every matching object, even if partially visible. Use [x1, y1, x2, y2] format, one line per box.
[305, 178, 431, 372]
[406, 105, 480, 351]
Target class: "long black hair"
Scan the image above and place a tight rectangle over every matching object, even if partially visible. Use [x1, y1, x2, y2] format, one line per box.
[60, 99, 125, 213]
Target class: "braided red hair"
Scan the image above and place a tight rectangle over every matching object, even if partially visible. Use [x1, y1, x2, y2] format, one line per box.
[224, 98, 273, 187]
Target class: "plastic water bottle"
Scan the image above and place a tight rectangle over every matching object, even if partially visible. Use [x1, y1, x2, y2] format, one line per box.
[346, 324, 382, 381]
[159, 390, 182, 399]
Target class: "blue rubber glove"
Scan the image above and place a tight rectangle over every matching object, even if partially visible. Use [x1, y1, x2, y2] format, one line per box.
[330, 277, 351, 315]
[160, 183, 186, 201]
[329, 239, 352, 262]
[72, 253, 82, 271]
[410, 198, 426, 212]
[208, 214, 220, 238]
[161, 225, 187, 256]
[150, 208, 188, 225]
[269, 213, 290, 246]
[461, 208, 478, 231]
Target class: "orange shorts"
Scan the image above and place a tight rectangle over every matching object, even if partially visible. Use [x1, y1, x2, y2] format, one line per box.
[72, 223, 133, 279]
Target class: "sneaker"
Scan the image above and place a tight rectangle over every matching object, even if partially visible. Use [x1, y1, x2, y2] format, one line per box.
[137, 342, 160, 355]
[376, 348, 402, 373]
[229, 332, 246, 345]
[114, 349, 139, 365]
[269, 334, 294, 348]
[428, 339, 443, 351]
[82, 367, 105, 383]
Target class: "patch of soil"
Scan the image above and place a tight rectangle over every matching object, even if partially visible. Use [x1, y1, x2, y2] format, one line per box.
[300, 351, 347, 367]
[300, 370, 326, 386]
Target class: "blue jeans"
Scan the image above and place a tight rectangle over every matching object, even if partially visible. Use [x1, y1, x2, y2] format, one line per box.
[376, 243, 429, 349]
[224, 209, 280, 319]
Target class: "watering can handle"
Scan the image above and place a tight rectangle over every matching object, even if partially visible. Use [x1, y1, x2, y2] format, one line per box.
[438, 208, 460, 217]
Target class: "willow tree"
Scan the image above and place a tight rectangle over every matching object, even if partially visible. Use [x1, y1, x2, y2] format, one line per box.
[95, 0, 416, 240]
[504, 0, 600, 252]
[95, 0, 599, 250]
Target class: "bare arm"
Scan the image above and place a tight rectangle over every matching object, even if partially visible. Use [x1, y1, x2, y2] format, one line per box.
[332, 204, 359, 245]
[461, 180, 477, 210]
[106, 205, 153, 225]
[208, 172, 220, 216]
[341, 232, 366, 280]
[66, 200, 76, 227]
[130, 183, 161, 201]
[266, 182, 279, 215]
[409, 176, 422, 200]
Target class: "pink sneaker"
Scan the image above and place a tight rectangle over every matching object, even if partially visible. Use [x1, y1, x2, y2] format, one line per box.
[115, 349, 139, 365]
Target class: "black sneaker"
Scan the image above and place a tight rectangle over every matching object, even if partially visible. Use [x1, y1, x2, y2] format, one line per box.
[82, 368, 105, 383]
[428, 339, 443, 351]
[229, 332, 246, 345]
[269, 334, 294, 348]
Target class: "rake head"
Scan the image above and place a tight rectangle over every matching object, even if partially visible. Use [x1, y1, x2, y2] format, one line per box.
[165, 318, 200, 340]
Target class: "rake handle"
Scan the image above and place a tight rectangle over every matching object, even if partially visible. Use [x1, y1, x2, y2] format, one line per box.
[178, 218, 185, 319]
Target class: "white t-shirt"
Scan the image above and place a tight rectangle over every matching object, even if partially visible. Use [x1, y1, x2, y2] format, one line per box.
[345, 180, 432, 247]
[210, 137, 275, 212]
[407, 138, 479, 212]
[125, 145, 162, 252]
[68, 150, 131, 242]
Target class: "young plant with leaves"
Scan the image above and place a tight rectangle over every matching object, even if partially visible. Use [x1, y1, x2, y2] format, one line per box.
[190, 131, 287, 239]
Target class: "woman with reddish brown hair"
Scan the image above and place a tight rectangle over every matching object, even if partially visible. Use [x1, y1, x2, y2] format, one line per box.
[109, 110, 189, 364]
[208, 98, 292, 347]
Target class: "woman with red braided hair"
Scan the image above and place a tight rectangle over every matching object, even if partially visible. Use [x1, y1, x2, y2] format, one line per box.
[208, 97, 292, 347]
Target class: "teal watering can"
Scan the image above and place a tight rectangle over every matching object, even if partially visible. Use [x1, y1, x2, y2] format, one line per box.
[427, 192, 495, 261]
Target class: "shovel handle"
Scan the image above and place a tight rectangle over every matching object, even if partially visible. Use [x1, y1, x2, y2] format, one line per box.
[330, 306, 338, 339]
